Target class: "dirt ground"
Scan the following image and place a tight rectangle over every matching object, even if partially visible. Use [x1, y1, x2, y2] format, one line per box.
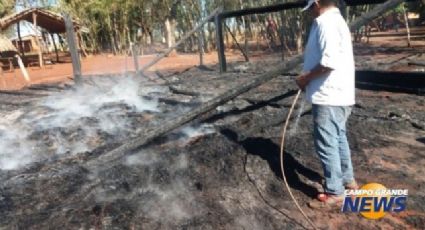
[0, 51, 250, 90]
[1, 26, 423, 91]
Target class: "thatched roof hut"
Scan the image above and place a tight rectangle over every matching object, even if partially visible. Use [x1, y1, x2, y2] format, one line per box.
[0, 34, 17, 54]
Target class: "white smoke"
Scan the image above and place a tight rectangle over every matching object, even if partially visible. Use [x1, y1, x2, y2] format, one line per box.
[123, 150, 200, 223]
[0, 111, 36, 170]
[180, 124, 215, 140]
[0, 76, 162, 170]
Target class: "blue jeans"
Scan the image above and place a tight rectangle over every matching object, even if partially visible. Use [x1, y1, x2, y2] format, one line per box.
[312, 104, 354, 195]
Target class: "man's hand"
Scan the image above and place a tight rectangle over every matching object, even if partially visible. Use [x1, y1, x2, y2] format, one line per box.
[296, 65, 332, 91]
[296, 74, 309, 91]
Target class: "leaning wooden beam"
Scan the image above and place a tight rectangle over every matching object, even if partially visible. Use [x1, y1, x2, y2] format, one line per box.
[15, 55, 30, 83]
[349, 0, 405, 31]
[86, 0, 405, 169]
[225, 24, 249, 62]
[140, 7, 221, 73]
[220, 1, 303, 19]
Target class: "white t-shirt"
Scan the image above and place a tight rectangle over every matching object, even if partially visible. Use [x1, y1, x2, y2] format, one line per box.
[303, 7, 355, 106]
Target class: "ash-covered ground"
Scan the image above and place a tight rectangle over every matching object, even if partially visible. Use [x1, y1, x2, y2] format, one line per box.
[0, 50, 425, 230]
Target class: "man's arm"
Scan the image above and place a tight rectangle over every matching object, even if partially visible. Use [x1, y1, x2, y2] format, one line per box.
[297, 17, 342, 91]
[296, 64, 333, 91]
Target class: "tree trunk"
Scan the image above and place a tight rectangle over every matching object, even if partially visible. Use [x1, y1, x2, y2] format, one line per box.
[402, 5, 411, 47]
[295, 21, 303, 53]
[164, 18, 177, 56]
[107, 15, 117, 54]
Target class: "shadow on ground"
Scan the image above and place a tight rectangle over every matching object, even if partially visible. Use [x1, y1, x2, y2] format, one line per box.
[416, 137, 425, 145]
[220, 128, 321, 198]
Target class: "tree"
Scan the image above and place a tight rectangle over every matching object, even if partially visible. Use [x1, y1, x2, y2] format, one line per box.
[0, 0, 15, 18]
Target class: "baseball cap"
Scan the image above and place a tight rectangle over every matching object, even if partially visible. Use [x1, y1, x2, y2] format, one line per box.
[301, 0, 316, 12]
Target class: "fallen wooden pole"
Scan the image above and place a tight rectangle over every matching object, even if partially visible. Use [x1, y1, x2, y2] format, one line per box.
[86, 0, 404, 169]
[87, 56, 303, 168]
[140, 7, 221, 73]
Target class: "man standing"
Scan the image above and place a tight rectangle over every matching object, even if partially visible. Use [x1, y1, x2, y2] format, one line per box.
[296, 0, 357, 208]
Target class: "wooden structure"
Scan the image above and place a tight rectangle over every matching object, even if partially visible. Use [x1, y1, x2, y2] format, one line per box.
[214, 0, 418, 72]
[0, 34, 30, 82]
[0, 34, 18, 75]
[0, 8, 81, 67]
[11, 34, 43, 54]
[0, 34, 17, 54]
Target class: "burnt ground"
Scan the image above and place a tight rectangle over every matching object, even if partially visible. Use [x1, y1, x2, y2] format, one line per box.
[0, 45, 425, 230]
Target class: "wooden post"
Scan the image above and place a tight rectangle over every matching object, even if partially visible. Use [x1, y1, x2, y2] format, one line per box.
[131, 43, 140, 74]
[50, 33, 60, 63]
[402, 5, 411, 47]
[15, 55, 30, 83]
[198, 30, 204, 66]
[17, 21, 25, 58]
[32, 12, 43, 67]
[64, 13, 82, 85]
[215, 13, 226, 73]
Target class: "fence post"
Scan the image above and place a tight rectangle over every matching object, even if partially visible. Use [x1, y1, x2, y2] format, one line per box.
[215, 13, 226, 73]
[63, 13, 82, 85]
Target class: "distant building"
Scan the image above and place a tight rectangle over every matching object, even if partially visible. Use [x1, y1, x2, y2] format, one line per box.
[407, 12, 420, 26]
